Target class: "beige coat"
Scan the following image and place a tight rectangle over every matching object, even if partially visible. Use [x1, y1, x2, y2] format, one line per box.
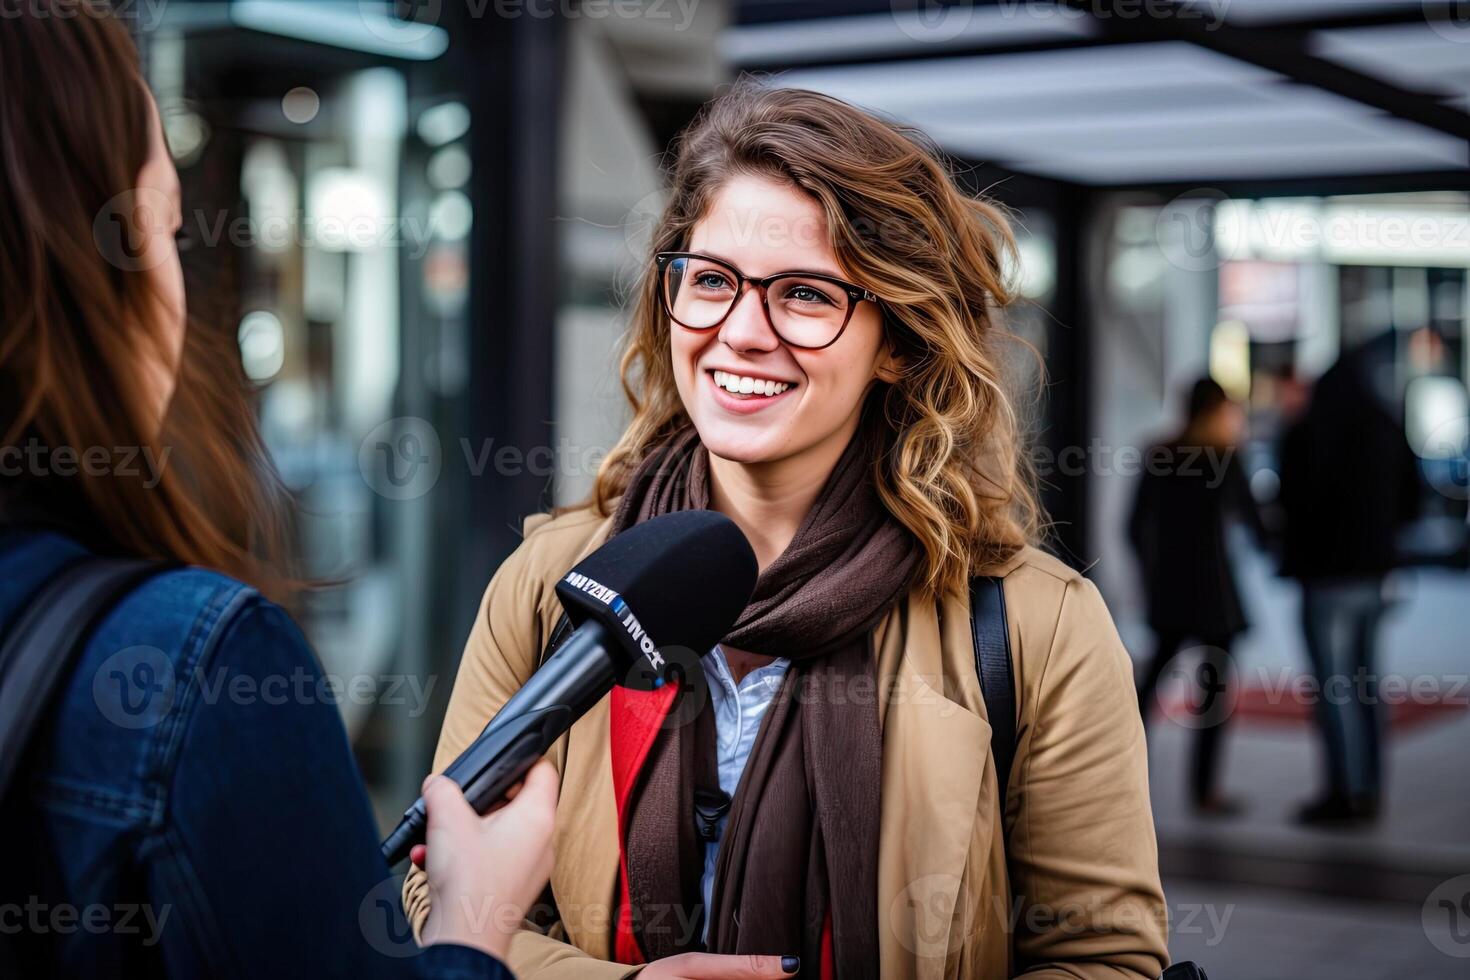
[404, 506, 1169, 979]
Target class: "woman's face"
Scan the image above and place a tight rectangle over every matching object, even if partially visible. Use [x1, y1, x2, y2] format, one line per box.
[670, 175, 896, 468]
[133, 98, 187, 431]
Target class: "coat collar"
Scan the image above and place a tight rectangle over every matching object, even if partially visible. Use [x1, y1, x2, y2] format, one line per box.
[543, 511, 1000, 975]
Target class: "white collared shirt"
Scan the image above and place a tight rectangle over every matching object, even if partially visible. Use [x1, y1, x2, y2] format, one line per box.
[698, 644, 791, 943]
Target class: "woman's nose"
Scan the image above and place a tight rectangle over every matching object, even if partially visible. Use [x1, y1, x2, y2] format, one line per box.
[717, 286, 781, 353]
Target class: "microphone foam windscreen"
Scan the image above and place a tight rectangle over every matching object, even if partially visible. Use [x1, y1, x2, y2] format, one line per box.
[555, 510, 757, 665]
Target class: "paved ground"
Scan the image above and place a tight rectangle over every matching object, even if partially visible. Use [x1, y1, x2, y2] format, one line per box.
[1162, 878, 1470, 979]
[1124, 546, 1470, 977]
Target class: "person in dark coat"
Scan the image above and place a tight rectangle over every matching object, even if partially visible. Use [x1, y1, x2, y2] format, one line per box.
[1278, 335, 1420, 825]
[1131, 378, 1266, 815]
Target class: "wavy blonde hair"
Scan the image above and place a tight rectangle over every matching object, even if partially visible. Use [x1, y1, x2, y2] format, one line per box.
[587, 82, 1043, 598]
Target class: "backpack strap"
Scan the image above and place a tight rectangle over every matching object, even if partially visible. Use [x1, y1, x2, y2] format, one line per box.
[969, 575, 1015, 817]
[0, 557, 170, 801]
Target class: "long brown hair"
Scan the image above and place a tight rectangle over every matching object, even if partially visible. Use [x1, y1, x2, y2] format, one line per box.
[0, 2, 292, 599]
[590, 82, 1042, 598]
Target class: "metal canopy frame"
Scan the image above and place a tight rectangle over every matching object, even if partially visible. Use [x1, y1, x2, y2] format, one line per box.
[732, 0, 1470, 191]
[732, 1, 1470, 566]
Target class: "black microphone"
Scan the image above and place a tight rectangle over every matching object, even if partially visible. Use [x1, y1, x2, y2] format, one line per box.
[380, 509, 758, 865]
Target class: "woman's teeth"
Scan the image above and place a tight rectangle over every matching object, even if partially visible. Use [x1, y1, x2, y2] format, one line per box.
[712, 370, 792, 397]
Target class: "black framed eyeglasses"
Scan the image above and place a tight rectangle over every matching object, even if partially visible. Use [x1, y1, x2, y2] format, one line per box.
[655, 251, 879, 351]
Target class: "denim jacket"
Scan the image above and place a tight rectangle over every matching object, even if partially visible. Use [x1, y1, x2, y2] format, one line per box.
[0, 528, 510, 980]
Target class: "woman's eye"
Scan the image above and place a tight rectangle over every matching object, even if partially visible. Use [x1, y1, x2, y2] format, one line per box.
[693, 272, 731, 290]
[785, 285, 834, 306]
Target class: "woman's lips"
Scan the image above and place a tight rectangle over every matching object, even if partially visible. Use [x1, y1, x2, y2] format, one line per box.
[705, 370, 798, 415]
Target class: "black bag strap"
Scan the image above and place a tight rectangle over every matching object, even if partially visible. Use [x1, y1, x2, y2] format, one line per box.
[969, 575, 1015, 817]
[0, 557, 170, 802]
[969, 576, 1203, 980]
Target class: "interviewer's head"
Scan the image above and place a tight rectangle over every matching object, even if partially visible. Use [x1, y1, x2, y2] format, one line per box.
[595, 82, 1040, 596]
[0, 2, 288, 595]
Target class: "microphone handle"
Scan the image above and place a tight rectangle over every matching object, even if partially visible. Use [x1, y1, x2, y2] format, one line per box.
[380, 623, 621, 866]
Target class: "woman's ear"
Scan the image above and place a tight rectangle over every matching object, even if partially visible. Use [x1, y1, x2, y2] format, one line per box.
[874, 344, 904, 384]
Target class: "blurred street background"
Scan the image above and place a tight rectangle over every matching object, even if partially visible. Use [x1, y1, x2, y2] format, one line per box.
[116, 1, 1470, 975]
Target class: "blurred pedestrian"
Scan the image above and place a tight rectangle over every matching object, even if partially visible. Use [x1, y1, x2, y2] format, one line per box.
[1132, 378, 1266, 816]
[1278, 337, 1419, 825]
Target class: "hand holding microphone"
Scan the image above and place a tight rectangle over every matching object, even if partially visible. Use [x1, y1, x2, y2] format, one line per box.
[416, 760, 559, 961]
[381, 510, 759, 865]
[390, 512, 806, 975]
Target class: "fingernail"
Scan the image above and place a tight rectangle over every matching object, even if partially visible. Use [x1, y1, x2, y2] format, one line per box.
[781, 956, 800, 974]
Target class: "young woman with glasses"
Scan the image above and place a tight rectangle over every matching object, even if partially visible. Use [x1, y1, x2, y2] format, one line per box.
[405, 83, 1169, 979]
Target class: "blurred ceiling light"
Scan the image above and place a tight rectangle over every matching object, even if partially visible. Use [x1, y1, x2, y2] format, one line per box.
[417, 101, 470, 147]
[282, 86, 321, 124]
[1108, 245, 1164, 298]
[1216, 197, 1470, 269]
[1013, 234, 1055, 300]
[241, 141, 298, 255]
[238, 311, 286, 383]
[429, 191, 473, 243]
[1209, 319, 1251, 402]
[163, 106, 210, 167]
[230, 1, 448, 61]
[1322, 205, 1470, 268]
[1211, 199, 1255, 261]
[307, 167, 390, 252]
[1407, 376, 1470, 460]
[1249, 467, 1280, 504]
[427, 145, 471, 190]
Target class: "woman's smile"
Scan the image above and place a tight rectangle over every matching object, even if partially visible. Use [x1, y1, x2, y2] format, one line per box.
[705, 368, 800, 415]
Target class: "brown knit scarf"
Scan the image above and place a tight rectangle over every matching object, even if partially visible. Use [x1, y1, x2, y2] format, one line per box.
[609, 423, 922, 979]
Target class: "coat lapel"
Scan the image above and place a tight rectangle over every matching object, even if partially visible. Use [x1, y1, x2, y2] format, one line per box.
[546, 513, 1004, 976]
[875, 590, 999, 979]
